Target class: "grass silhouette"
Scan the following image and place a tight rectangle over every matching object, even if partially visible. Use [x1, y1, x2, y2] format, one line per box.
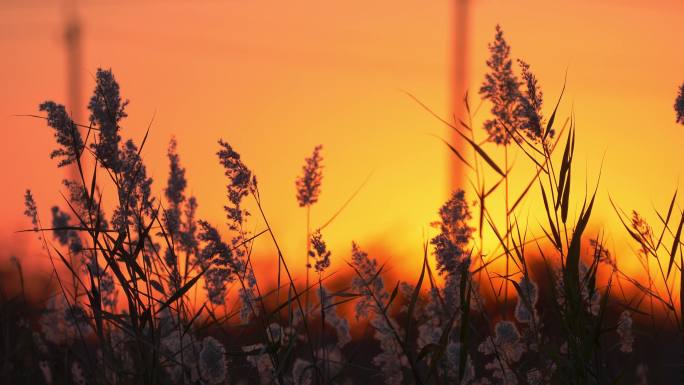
[2, 25, 683, 385]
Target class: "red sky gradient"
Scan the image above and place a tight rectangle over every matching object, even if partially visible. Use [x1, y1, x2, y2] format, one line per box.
[1, 0, 684, 292]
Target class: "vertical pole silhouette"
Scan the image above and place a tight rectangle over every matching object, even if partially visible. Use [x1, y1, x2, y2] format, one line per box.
[451, 0, 470, 190]
[64, 0, 83, 180]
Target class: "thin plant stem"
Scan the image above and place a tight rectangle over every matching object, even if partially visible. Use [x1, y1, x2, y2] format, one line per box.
[306, 205, 311, 314]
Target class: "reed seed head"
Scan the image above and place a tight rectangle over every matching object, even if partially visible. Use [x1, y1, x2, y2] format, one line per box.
[296, 145, 324, 207]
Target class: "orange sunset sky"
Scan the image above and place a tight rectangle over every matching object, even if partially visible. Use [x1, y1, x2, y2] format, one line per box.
[1, 0, 684, 288]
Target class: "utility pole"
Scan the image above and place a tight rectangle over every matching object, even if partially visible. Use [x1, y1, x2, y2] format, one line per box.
[451, 0, 470, 190]
[64, 0, 83, 180]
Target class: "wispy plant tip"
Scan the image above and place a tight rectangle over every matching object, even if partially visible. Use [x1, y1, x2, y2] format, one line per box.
[296, 145, 324, 207]
[675, 82, 684, 125]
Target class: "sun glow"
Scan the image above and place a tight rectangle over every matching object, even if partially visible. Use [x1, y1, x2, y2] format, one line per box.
[0, 1, 683, 309]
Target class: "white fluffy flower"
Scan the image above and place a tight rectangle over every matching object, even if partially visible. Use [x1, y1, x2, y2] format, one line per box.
[199, 336, 228, 384]
[617, 310, 634, 353]
[514, 277, 538, 323]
